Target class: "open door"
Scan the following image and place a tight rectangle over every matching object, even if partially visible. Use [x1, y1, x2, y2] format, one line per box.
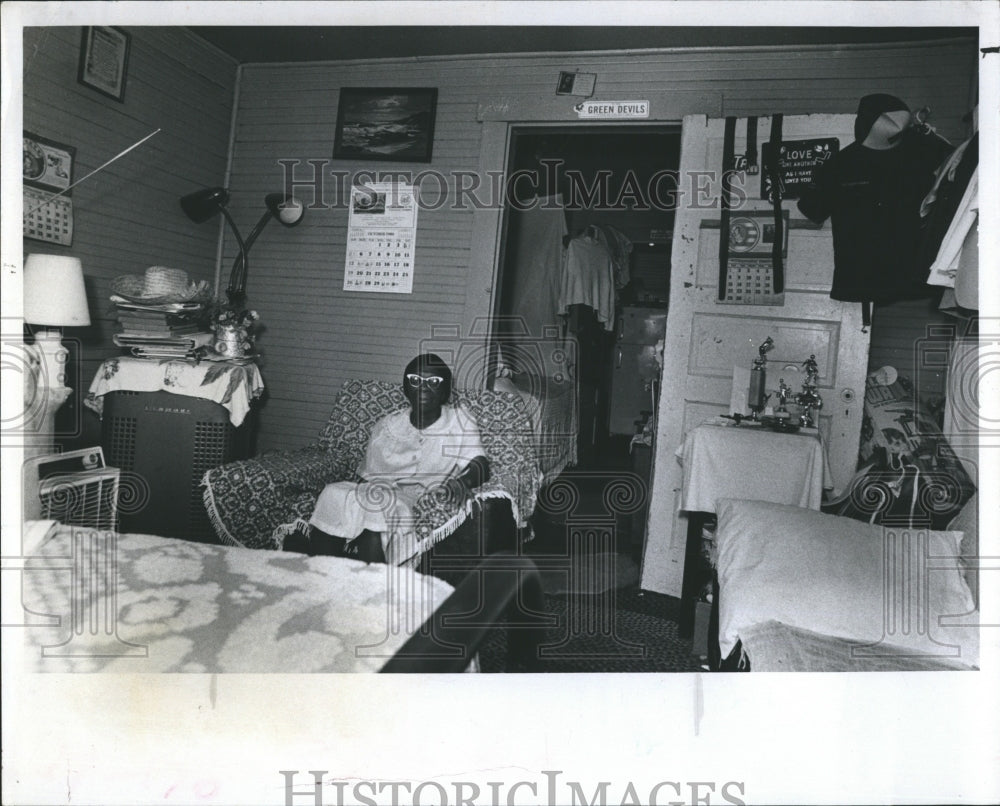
[641, 113, 871, 597]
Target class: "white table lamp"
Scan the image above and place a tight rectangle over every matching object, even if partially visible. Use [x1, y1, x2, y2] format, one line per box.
[24, 254, 91, 389]
[22, 254, 91, 472]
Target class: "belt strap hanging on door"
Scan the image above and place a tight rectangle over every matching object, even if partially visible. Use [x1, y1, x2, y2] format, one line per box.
[767, 113, 785, 294]
[746, 116, 759, 174]
[718, 116, 738, 301]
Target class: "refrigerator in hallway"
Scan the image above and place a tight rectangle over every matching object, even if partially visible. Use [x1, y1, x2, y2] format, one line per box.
[608, 306, 667, 436]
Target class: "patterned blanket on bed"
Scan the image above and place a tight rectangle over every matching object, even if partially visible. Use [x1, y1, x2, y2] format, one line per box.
[21, 525, 457, 673]
[202, 379, 542, 559]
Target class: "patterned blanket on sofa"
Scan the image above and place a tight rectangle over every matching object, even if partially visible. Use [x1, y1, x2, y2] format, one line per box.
[202, 379, 543, 562]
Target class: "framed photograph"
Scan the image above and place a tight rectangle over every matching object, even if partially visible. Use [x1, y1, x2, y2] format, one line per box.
[23, 131, 75, 193]
[333, 87, 438, 162]
[78, 26, 130, 102]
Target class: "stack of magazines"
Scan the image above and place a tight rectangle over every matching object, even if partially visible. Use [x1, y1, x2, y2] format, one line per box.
[111, 296, 214, 359]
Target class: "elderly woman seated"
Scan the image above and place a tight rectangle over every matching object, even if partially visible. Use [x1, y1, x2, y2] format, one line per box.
[284, 353, 493, 565]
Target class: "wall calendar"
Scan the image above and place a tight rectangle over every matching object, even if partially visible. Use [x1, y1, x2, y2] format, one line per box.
[718, 211, 789, 306]
[344, 182, 417, 293]
[23, 131, 75, 246]
[24, 187, 74, 246]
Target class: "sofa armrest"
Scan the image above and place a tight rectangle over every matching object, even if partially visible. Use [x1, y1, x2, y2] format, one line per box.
[202, 445, 353, 549]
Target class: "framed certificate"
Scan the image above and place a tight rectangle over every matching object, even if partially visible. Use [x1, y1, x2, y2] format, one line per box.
[78, 26, 131, 102]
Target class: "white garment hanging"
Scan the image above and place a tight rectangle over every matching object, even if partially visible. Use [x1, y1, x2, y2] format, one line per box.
[926, 168, 978, 288]
[559, 231, 615, 330]
[506, 194, 567, 344]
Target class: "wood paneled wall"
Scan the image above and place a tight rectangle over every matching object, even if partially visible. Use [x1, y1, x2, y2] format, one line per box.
[21, 27, 237, 445]
[230, 38, 976, 452]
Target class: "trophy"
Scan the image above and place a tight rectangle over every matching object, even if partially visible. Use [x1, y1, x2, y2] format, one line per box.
[776, 378, 793, 419]
[747, 336, 774, 421]
[795, 354, 823, 428]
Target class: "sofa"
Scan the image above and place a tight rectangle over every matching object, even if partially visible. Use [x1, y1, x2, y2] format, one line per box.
[201, 379, 543, 565]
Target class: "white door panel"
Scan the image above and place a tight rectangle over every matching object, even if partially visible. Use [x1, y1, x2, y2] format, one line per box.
[640, 114, 871, 596]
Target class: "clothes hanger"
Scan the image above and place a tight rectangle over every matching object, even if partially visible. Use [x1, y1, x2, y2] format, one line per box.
[890, 106, 953, 147]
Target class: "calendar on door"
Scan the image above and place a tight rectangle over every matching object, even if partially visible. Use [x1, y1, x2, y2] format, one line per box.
[718, 211, 788, 306]
[344, 182, 418, 293]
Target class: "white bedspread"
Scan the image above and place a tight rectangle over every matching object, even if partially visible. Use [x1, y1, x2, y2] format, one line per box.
[20, 524, 456, 673]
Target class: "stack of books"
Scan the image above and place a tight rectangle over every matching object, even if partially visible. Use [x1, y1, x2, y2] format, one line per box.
[111, 296, 214, 359]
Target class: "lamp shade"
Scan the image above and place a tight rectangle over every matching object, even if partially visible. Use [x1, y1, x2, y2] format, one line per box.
[180, 186, 231, 223]
[24, 254, 91, 327]
[264, 193, 305, 226]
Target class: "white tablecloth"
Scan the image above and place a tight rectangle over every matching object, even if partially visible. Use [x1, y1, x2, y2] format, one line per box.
[677, 419, 831, 512]
[85, 357, 264, 427]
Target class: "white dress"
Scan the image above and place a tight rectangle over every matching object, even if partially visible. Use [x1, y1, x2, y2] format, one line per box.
[308, 405, 485, 564]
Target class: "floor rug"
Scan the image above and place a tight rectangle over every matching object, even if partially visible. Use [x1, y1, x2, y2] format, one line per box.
[536, 550, 641, 595]
[478, 586, 703, 673]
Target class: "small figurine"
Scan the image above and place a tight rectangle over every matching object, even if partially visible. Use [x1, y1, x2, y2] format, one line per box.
[776, 378, 792, 415]
[795, 355, 823, 428]
[802, 354, 820, 386]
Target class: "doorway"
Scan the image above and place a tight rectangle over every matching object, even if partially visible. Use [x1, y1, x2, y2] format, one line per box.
[494, 125, 681, 471]
[491, 125, 681, 564]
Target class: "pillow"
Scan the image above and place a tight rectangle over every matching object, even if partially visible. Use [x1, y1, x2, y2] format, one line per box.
[715, 498, 978, 667]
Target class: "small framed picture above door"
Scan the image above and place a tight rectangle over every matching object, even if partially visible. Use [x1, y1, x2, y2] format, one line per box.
[78, 26, 131, 103]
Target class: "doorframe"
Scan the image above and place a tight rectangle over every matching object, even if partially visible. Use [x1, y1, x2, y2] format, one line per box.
[462, 91, 724, 361]
[488, 122, 685, 331]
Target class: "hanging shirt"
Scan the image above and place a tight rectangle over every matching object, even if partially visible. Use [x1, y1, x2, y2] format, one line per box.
[505, 195, 567, 346]
[797, 132, 951, 304]
[920, 132, 978, 290]
[599, 224, 634, 289]
[559, 232, 615, 330]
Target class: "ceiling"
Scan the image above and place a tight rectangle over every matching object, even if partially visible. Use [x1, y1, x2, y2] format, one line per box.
[189, 26, 975, 64]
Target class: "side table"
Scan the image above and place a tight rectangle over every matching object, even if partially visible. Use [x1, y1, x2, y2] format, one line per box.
[86, 357, 264, 541]
[675, 419, 831, 654]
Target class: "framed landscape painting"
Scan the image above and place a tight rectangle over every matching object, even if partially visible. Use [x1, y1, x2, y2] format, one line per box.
[333, 87, 438, 162]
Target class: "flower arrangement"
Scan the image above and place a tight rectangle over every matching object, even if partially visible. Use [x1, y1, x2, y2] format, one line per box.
[209, 303, 260, 357]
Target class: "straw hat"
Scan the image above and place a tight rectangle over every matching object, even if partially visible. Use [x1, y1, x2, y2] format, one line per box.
[111, 266, 210, 304]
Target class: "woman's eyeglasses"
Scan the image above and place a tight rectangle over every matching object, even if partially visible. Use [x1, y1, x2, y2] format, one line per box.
[405, 373, 444, 389]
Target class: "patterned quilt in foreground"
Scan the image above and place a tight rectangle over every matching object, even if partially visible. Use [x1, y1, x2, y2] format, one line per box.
[21, 525, 456, 673]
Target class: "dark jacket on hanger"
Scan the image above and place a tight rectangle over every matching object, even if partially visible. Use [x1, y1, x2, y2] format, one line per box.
[798, 130, 952, 304]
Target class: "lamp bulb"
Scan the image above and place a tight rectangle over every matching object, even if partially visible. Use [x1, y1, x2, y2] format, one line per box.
[278, 198, 304, 225]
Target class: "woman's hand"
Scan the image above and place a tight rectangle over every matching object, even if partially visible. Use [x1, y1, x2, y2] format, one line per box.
[441, 476, 472, 509]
